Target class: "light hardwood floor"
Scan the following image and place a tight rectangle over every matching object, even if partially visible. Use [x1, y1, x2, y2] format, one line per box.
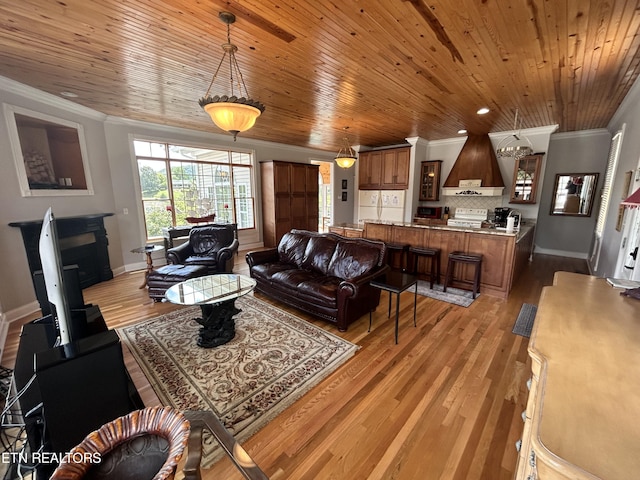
[1, 252, 589, 480]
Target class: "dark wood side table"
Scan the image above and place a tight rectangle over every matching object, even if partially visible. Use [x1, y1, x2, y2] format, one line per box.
[369, 270, 418, 344]
[131, 245, 164, 288]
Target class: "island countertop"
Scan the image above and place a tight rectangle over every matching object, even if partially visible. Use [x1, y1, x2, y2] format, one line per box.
[348, 220, 536, 299]
[331, 220, 535, 244]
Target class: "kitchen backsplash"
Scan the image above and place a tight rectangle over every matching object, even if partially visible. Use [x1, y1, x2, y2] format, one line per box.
[442, 196, 504, 212]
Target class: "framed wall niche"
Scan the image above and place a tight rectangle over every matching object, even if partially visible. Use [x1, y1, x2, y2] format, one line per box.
[4, 104, 94, 197]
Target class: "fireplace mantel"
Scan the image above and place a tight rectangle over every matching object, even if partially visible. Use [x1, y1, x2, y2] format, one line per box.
[10, 213, 114, 291]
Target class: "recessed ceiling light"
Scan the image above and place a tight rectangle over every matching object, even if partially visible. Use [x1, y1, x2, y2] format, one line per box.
[60, 91, 78, 98]
[458, 129, 467, 134]
[476, 107, 490, 115]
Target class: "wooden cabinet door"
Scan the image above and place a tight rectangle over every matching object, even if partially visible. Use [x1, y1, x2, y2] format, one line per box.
[273, 161, 291, 194]
[290, 163, 307, 194]
[393, 147, 410, 188]
[427, 229, 465, 282]
[358, 152, 370, 189]
[358, 151, 383, 189]
[363, 222, 392, 242]
[381, 149, 397, 188]
[466, 233, 514, 290]
[274, 193, 292, 241]
[419, 160, 442, 201]
[510, 154, 542, 204]
[381, 147, 410, 189]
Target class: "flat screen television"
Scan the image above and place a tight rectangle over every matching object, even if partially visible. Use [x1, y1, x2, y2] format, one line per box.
[38, 207, 73, 345]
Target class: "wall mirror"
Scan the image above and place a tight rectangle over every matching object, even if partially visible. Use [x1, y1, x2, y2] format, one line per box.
[550, 173, 599, 216]
[510, 154, 542, 204]
[4, 104, 94, 197]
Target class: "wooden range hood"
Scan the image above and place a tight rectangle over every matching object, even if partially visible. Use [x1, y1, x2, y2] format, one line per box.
[442, 134, 505, 196]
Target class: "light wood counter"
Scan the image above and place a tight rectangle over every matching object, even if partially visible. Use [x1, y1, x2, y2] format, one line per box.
[517, 272, 640, 479]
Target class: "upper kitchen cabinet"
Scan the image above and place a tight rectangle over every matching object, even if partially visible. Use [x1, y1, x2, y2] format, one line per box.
[359, 146, 410, 190]
[509, 154, 543, 204]
[358, 151, 383, 189]
[418, 160, 442, 201]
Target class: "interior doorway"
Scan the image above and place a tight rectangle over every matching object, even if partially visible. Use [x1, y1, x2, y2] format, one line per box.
[615, 207, 640, 280]
[315, 161, 332, 232]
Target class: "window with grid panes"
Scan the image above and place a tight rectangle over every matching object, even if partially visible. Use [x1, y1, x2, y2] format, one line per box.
[134, 140, 256, 240]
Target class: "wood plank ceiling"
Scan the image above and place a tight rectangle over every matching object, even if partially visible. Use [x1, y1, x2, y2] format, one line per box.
[1, 0, 639, 152]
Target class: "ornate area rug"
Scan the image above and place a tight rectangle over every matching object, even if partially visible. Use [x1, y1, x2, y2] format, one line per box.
[416, 280, 478, 307]
[118, 295, 358, 467]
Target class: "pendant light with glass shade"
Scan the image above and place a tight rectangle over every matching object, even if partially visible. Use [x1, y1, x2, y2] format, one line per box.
[335, 127, 358, 169]
[198, 12, 265, 141]
[496, 108, 533, 160]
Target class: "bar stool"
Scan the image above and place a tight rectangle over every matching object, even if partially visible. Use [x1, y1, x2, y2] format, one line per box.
[443, 251, 482, 299]
[385, 242, 410, 271]
[409, 246, 441, 289]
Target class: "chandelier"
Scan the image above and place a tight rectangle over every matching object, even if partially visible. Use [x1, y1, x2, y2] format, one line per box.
[335, 127, 358, 169]
[496, 108, 533, 160]
[198, 12, 265, 141]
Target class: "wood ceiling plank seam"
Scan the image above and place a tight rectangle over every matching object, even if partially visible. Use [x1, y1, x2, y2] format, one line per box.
[485, 0, 556, 130]
[231, 0, 327, 39]
[433, 0, 548, 130]
[589, 0, 640, 127]
[584, 2, 638, 118]
[473, 0, 548, 111]
[562, 0, 589, 131]
[525, 0, 564, 130]
[607, 7, 640, 98]
[356, 2, 483, 97]
[573, 0, 609, 130]
[544, 0, 573, 131]
[1, 0, 639, 146]
[341, 14, 466, 108]
[0, 18, 221, 84]
[407, 1, 511, 131]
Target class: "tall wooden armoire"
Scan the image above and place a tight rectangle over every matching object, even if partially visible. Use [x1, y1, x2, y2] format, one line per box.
[260, 160, 319, 247]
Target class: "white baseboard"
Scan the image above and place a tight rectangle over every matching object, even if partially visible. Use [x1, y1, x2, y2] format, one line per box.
[533, 246, 589, 259]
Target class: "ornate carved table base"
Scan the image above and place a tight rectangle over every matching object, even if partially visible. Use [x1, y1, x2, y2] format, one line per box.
[194, 300, 241, 348]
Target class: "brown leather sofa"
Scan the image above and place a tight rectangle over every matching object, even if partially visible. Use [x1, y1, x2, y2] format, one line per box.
[167, 224, 239, 274]
[246, 229, 389, 331]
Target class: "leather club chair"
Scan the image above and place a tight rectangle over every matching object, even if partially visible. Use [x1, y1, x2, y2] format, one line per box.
[166, 224, 239, 274]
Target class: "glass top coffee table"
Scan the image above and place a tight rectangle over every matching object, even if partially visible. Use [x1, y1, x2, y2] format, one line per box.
[165, 273, 256, 348]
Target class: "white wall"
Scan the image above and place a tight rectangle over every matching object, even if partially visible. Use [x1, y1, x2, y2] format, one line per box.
[596, 77, 640, 277]
[535, 130, 611, 258]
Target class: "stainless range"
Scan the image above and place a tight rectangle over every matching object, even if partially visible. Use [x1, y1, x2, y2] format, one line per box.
[446, 208, 488, 228]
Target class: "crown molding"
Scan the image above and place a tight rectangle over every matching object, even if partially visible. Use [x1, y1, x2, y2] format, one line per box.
[0, 75, 107, 120]
[107, 115, 335, 158]
[550, 128, 610, 140]
[488, 124, 559, 140]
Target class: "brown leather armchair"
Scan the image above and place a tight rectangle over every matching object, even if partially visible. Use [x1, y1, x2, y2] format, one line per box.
[167, 224, 239, 274]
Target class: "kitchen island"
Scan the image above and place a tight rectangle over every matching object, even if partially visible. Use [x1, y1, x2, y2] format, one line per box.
[330, 220, 534, 299]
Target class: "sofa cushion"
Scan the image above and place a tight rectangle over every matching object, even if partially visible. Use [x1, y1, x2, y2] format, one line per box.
[271, 269, 317, 289]
[278, 232, 310, 267]
[250, 263, 297, 282]
[301, 236, 338, 274]
[297, 276, 340, 307]
[327, 241, 381, 280]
